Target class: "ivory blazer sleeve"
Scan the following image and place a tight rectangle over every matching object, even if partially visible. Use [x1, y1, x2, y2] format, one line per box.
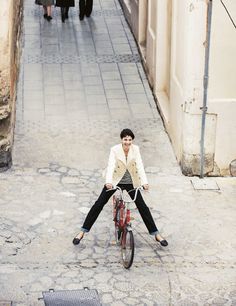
[105, 147, 116, 184]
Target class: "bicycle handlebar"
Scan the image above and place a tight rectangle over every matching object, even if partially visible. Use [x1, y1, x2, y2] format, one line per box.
[106, 185, 144, 203]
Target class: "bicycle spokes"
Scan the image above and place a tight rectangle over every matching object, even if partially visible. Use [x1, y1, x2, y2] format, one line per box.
[115, 226, 122, 245]
[112, 190, 137, 269]
[121, 230, 134, 269]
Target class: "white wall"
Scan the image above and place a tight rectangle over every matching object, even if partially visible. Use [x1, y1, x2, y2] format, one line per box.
[169, 0, 219, 175]
[208, 0, 236, 174]
[119, 0, 236, 176]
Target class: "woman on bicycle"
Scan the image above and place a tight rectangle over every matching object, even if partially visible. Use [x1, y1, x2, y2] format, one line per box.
[73, 129, 168, 247]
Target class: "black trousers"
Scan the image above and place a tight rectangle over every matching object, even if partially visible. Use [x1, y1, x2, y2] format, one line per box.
[79, 0, 93, 17]
[82, 184, 159, 234]
[61, 7, 69, 15]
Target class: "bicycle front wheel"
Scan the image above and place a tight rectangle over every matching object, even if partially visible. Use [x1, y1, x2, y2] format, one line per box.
[121, 229, 134, 269]
[115, 224, 122, 245]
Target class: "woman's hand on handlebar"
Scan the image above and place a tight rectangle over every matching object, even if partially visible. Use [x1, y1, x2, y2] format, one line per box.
[105, 183, 113, 190]
[143, 184, 149, 191]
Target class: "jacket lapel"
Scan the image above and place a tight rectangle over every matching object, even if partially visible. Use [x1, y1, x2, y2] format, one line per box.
[116, 144, 134, 165]
[116, 144, 126, 165]
[126, 145, 135, 165]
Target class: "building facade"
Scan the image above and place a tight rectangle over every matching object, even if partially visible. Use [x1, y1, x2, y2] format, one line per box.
[0, 0, 23, 171]
[119, 0, 236, 176]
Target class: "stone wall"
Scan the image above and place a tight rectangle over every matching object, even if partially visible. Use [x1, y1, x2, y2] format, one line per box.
[0, 0, 23, 171]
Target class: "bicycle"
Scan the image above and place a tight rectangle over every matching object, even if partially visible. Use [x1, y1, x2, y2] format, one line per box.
[108, 186, 143, 269]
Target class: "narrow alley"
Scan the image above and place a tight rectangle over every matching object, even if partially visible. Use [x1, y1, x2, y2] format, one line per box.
[0, 0, 235, 305]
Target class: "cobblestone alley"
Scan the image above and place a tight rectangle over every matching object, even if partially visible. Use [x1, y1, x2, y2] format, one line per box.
[0, 0, 236, 305]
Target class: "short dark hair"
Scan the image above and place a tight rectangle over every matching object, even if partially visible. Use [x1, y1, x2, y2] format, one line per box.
[120, 128, 135, 139]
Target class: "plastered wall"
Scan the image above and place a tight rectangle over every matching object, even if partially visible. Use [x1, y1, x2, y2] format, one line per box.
[119, 0, 236, 176]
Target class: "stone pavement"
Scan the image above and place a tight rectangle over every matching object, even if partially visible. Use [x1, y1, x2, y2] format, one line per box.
[0, 0, 236, 305]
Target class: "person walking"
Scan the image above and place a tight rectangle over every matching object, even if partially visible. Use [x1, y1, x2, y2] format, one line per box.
[79, 0, 93, 20]
[73, 129, 168, 247]
[39, 0, 55, 21]
[56, 0, 75, 23]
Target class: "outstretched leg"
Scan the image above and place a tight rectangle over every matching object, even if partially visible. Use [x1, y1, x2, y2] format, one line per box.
[82, 186, 116, 231]
[128, 187, 168, 246]
[73, 186, 116, 245]
[129, 188, 158, 234]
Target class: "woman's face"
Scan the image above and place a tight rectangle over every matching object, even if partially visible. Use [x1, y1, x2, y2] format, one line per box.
[121, 135, 133, 150]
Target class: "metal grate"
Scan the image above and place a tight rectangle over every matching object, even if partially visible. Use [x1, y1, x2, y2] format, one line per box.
[42, 289, 102, 306]
[24, 54, 140, 64]
[191, 178, 220, 191]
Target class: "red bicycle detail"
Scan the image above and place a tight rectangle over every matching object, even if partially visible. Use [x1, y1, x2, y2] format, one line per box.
[111, 186, 143, 269]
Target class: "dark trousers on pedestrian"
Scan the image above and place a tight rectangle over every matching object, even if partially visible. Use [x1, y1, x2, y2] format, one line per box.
[79, 0, 93, 18]
[61, 7, 69, 19]
[81, 184, 159, 235]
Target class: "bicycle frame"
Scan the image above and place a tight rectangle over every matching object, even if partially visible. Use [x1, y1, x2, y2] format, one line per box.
[112, 186, 142, 229]
[108, 186, 143, 269]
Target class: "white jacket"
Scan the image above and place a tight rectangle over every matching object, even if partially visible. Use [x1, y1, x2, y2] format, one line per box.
[105, 144, 148, 187]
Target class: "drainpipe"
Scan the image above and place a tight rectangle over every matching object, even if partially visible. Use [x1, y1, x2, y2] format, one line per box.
[200, 0, 213, 178]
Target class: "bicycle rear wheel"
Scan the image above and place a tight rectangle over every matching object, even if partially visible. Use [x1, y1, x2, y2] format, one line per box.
[121, 229, 134, 269]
